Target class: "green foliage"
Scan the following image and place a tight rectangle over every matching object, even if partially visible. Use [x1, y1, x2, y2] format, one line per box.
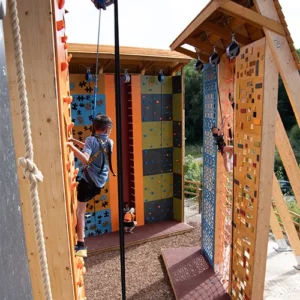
[184, 60, 203, 145]
[184, 155, 201, 182]
[185, 144, 202, 158]
[287, 201, 300, 224]
[289, 124, 300, 164]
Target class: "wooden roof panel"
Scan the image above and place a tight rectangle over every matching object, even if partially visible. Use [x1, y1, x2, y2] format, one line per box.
[68, 44, 191, 75]
[170, 0, 299, 69]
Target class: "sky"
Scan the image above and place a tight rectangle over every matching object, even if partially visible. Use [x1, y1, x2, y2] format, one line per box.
[65, 0, 300, 50]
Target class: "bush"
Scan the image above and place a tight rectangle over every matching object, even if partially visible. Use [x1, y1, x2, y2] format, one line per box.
[184, 155, 201, 181]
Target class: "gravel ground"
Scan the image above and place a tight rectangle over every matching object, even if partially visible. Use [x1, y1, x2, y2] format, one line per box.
[85, 198, 201, 300]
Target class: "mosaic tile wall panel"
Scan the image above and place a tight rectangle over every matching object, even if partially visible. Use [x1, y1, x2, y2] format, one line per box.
[70, 74, 112, 237]
[231, 39, 265, 300]
[142, 75, 183, 224]
[202, 64, 218, 266]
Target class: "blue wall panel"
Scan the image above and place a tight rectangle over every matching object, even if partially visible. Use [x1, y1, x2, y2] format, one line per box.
[201, 64, 218, 267]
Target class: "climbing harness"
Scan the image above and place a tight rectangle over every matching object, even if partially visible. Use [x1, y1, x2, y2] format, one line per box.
[8, 0, 52, 299]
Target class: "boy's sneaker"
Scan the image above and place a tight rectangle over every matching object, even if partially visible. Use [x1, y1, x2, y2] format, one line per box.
[74, 243, 87, 258]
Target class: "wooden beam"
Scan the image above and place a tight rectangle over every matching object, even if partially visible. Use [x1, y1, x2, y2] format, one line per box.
[200, 21, 252, 46]
[170, 0, 219, 50]
[273, 173, 300, 267]
[99, 59, 112, 74]
[139, 61, 155, 75]
[3, 1, 75, 299]
[251, 40, 279, 300]
[170, 63, 184, 76]
[255, 0, 300, 126]
[270, 206, 289, 250]
[175, 47, 198, 59]
[186, 37, 224, 55]
[275, 112, 300, 207]
[218, 1, 286, 35]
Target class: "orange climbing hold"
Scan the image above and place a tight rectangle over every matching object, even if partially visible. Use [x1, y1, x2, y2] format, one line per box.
[67, 54, 72, 63]
[58, 0, 65, 9]
[61, 61, 68, 72]
[67, 122, 74, 133]
[71, 181, 78, 191]
[66, 161, 71, 172]
[56, 20, 65, 31]
[64, 44, 68, 50]
[61, 35, 68, 43]
[63, 96, 73, 104]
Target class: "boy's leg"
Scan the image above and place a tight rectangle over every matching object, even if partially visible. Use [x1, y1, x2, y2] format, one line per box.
[129, 221, 137, 233]
[222, 152, 230, 172]
[76, 201, 87, 242]
[223, 146, 233, 158]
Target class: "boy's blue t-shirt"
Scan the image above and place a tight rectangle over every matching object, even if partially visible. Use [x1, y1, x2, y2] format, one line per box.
[82, 134, 113, 188]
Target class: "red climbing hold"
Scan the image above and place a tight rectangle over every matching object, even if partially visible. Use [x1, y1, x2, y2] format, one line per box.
[56, 20, 65, 31]
[61, 35, 68, 43]
[58, 0, 65, 9]
[61, 61, 68, 72]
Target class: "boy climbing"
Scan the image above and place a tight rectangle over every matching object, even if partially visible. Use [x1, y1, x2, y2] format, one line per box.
[67, 115, 116, 257]
[124, 208, 137, 233]
[212, 115, 233, 173]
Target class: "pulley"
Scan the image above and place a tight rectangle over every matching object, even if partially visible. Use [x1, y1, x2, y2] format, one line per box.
[158, 70, 164, 83]
[209, 47, 220, 67]
[91, 0, 114, 10]
[0, 0, 6, 19]
[194, 58, 204, 72]
[123, 70, 130, 83]
[226, 34, 240, 59]
[85, 69, 93, 82]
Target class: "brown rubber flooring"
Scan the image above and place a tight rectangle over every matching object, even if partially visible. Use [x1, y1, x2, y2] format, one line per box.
[162, 247, 230, 300]
[85, 220, 193, 255]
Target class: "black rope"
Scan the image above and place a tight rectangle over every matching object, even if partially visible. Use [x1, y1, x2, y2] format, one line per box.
[114, 1, 126, 299]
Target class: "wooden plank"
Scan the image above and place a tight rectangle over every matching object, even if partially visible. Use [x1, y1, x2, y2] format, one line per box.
[170, 0, 219, 50]
[255, 0, 300, 126]
[175, 47, 198, 59]
[4, 1, 75, 299]
[186, 37, 223, 54]
[270, 206, 286, 242]
[251, 40, 279, 300]
[218, 1, 285, 35]
[199, 21, 252, 46]
[105, 75, 119, 232]
[170, 63, 184, 76]
[131, 75, 144, 226]
[275, 112, 300, 207]
[140, 61, 155, 75]
[272, 174, 300, 258]
[99, 59, 112, 74]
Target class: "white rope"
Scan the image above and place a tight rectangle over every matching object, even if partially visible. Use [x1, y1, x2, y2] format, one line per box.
[8, 0, 52, 299]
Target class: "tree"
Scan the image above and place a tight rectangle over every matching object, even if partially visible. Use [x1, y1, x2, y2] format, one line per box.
[184, 60, 203, 145]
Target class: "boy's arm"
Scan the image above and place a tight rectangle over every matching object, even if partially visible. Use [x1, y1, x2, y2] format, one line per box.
[68, 137, 85, 148]
[66, 142, 90, 165]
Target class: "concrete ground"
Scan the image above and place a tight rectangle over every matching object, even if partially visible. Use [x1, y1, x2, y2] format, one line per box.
[184, 197, 300, 300]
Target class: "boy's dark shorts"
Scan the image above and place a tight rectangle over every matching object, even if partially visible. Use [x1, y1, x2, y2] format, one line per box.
[77, 178, 101, 203]
[124, 221, 134, 227]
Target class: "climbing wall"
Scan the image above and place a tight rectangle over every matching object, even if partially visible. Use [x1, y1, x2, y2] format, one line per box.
[172, 76, 183, 222]
[141, 75, 183, 224]
[53, 1, 86, 299]
[231, 39, 266, 299]
[70, 74, 112, 237]
[202, 64, 218, 266]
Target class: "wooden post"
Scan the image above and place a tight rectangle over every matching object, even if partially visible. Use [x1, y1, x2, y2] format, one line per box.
[273, 173, 300, 269]
[275, 112, 300, 207]
[270, 206, 290, 251]
[250, 40, 279, 300]
[255, 0, 300, 126]
[3, 1, 75, 299]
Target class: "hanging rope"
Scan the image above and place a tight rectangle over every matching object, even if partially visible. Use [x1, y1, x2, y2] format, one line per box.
[8, 1, 52, 299]
[93, 8, 102, 120]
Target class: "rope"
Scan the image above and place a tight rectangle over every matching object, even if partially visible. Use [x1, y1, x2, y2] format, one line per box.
[93, 8, 102, 120]
[8, 1, 52, 299]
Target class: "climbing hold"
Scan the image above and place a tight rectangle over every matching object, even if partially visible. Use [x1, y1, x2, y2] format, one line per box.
[64, 44, 68, 50]
[66, 161, 71, 172]
[67, 54, 72, 63]
[67, 122, 74, 134]
[56, 20, 65, 31]
[61, 35, 68, 43]
[71, 181, 78, 191]
[63, 96, 73, 104]
[61, 61, 68, 72]
[58, 0, 65, 9]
